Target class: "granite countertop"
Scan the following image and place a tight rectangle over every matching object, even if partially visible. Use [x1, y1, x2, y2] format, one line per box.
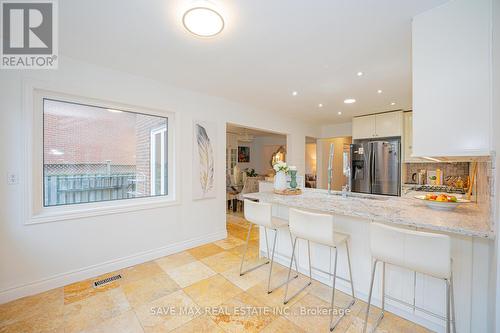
[243, 189, 494, 239]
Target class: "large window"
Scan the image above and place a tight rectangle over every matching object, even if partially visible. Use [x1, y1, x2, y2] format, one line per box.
[43, 99, 169, 207]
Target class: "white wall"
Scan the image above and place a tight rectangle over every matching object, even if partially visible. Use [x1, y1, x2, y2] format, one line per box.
[493, 0, 500, 329]
[0, 56, 319, 303]
[320, 122, 352, 138]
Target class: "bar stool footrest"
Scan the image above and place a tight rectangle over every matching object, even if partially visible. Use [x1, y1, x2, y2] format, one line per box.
[283, 281, 312, 304]
[268, 273, 299, 294]
[330, 298, 356, 331]
[240, 260, 269, 276]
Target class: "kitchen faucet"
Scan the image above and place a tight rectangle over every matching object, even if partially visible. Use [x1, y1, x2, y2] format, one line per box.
[328, 143, 334, 194]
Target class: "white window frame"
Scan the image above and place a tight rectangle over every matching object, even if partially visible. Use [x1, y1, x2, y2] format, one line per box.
[150, 126, 167, 196]
[24, 86, 179, 225]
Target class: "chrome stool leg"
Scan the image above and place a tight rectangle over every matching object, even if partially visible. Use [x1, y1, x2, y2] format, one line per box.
[284, 237, 312, 304]
[267, 229, 299, 294]
[329, 241, 356, 331]
[363, 260, 385, 333]
[239, 223, 269, 276]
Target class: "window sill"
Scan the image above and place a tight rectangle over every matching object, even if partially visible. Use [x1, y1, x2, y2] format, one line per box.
[26, 197, 180, 225]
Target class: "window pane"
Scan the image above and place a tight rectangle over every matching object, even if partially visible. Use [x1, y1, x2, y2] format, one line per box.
[43, 99, 168, 207]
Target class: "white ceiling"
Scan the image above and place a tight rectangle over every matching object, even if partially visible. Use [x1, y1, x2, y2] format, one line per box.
[59, 0, 448, 125]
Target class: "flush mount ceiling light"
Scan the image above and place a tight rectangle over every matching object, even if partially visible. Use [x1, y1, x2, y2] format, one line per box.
[318, 103, 323, 108]
[182, 6, 224, 37]
[292, 91, 298, 96]
[344, 98, 356, 104]
[357, 71, 364, 76]
[337, 111, 342, 115]
[377, 89, 383, 94]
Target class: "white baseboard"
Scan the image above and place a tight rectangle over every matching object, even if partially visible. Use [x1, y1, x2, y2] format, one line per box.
[0, 230, 227, 304]
[266, 250, 445, 333]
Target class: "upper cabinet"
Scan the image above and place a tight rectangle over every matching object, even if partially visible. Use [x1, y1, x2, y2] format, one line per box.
[403, 112, 425, 163]
[352, 115, 376, 139]
[412, 0, 492, 157]
[352, 111, 403, 140]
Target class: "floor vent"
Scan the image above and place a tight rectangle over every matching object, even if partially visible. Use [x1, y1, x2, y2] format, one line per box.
[93, 274, 122, 288]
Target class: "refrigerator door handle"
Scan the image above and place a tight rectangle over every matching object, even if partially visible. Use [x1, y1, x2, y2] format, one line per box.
[370, 142, 375, 193]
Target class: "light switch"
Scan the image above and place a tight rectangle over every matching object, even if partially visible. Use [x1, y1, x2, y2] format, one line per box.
[7, 172, 18, 185]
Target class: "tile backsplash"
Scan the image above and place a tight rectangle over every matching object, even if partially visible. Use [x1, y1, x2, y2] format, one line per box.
[404, 162, 470, 184]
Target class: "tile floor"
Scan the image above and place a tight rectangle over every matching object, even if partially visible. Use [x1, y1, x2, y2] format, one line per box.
[0, 213, 432, 332]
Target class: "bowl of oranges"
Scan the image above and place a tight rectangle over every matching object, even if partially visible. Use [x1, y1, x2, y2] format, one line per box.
[414, 193, 470, 211]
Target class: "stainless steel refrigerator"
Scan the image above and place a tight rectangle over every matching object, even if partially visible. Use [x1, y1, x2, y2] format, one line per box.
[350, 139, 401, 196]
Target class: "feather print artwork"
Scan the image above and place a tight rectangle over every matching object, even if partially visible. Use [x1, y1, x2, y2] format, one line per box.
[196, 124, 215, 194]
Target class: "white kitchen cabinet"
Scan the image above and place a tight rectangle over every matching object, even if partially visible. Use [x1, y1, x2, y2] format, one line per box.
[352, 115, 376, 139]
[403, 112, 425, 163]
[412, 0, 492, 157]
[352, 111, 403, 140]
[375, 112, 403, 138]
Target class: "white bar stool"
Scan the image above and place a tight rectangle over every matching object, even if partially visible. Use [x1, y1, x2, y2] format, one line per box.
[240, 199, 299, 293]
[283, 208, 355, 331]
[363, 222, 456, 333]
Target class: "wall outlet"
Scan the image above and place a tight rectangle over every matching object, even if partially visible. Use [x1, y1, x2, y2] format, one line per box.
[7, 172, 18, 185]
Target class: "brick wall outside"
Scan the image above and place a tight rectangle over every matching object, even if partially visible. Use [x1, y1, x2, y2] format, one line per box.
[135, 115, 167, 196]
[43, 99, 167, 201]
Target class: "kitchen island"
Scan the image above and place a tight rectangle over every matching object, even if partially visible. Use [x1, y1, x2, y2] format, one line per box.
[243, 189, 493, 333]
[244, 188, 493, 239]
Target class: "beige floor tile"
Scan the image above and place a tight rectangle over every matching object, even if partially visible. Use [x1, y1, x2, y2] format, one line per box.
[122, 272, 180, 308]
[170, 315, 224, 333]
[83, 310, 144, 333]
[0, 311, 64, 333]
[134, 290, 199, 333]
[210, 292, 277, 333]
[187, 243, 225, 260]
[155, 251, 197, 271]
[220, 264, 270, 291]
[213, 236, 245, 250]
[246, 269, 309, 309]
[377, 311, 424, 333]
[259, 315, 306, 333]
[120, 261, 164, 285]
[63, 287, 131, 333]
[201, 251, 242, 273]
[345, 316, 389, 333]
[228, 243, 261, 260]
[64, 271, 124, 305]
[308, 280, 356, 309]
[0, 288, 63, 329]
[284, 293, 340, 333]
[165, 261, 217, 288]
[183, 274, 242, 308]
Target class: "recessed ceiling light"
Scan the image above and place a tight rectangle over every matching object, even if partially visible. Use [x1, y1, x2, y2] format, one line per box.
[390, 102, 396, 105]
[357, 72, 363, 76]
[338, 111, 342, 115]
[377, 90, 383, 94]
[182, 6, 224, 37]
[344, 98, 356, 104]
[292, 91, 298, 96]
[318, 103, 323, 108]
